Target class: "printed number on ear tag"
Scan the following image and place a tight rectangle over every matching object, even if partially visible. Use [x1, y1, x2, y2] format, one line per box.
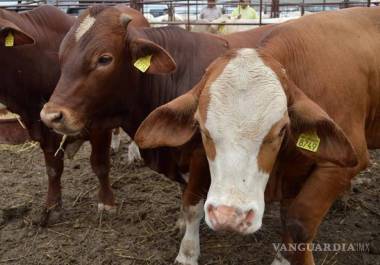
[296, 132, 320, 152]
[134, 55, 152, 72]
[5, 32, 14, 47]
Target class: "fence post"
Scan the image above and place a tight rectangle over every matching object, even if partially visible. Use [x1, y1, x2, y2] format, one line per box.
[187, 0, 191, 31]
[271, 0, 279, 18]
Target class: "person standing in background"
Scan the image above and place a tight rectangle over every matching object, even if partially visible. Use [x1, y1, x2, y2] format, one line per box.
[231, 0, 257, 19]
[200, 0, 223, 21]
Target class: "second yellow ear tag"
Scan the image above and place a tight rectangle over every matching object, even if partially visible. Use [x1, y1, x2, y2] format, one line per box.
[296, 132, 320, 152]
[134, 55, 152, 73]
[5, 32, 14, 47]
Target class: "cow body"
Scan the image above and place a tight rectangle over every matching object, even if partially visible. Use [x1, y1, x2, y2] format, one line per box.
[39, 5, 277, 264]
[135, 7, 380, 265]
[0, 5, 147, 225]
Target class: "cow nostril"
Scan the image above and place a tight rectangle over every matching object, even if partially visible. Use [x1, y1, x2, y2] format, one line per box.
[207, 204, 215, 214]
[49, 111, 63, 124]
[206, 204, 218, 226]
[245, 209, 255, 225]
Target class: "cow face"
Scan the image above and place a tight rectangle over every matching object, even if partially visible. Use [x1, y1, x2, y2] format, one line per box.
[135, 48, 357, 234]
[40, 6, 175, 135]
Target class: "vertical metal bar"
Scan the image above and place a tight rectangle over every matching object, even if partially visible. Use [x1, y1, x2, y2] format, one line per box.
[196, 0, 198, 20]
[187, 0, 191, 31]
[259, 0, 263, 25]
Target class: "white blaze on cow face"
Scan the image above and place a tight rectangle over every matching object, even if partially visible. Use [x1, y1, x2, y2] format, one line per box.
[75, 15, 96, 41]
[202, 49, 288, 234]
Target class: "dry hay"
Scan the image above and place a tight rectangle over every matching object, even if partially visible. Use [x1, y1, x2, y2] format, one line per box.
[0, 141, 39, 153]
[0, 111, 20, 120]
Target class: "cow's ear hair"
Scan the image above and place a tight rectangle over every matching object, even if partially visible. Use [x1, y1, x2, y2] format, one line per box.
[286, 79, 358, 167]
[0, 20, 35, 46]
[129, 38, 176, 74]
[134, 90, 198, 149]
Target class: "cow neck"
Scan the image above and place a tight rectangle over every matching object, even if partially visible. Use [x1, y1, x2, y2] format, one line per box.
[128, 26, 229, 136]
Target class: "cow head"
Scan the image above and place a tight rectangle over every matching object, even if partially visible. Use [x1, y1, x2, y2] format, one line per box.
[0, 17, 35, 46]
[40, 5, 176, 135]
[135, 48, 358, 234]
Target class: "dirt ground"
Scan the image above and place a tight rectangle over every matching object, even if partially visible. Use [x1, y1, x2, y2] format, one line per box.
[0, 134, 379, 265]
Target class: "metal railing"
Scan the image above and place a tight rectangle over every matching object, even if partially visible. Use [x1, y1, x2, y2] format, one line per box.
[0, 0, 376, 27]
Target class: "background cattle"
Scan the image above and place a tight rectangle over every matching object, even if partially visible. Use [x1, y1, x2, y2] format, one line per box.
[0, 5, 146, 226]
[135, 7, 380, 265]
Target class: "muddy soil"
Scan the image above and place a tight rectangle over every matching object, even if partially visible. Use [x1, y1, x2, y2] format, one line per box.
[0, 134, 379, 265]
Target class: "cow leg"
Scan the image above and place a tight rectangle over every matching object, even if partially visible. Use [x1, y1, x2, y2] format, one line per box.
[89, 129, 115, 212]
[270, 199, 294, 265]
[279, 157, 368, 265]
[176, 149, 210, 265]
[39, 147, 64, 226]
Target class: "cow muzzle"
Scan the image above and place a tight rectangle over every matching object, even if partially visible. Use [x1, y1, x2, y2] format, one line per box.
[40, 103, 84, 136]
[205, 204, 257, 234]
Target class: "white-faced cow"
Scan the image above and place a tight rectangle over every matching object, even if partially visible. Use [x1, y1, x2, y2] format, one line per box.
[0, 5, 148, 225]
[135, 7, 380, 265]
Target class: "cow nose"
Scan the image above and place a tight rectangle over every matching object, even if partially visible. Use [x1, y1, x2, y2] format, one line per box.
[40, 107, 64, 128]
[207, 204, 255, 233]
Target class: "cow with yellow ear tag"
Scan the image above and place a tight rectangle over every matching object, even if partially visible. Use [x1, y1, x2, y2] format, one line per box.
[135, 7, 380, 265]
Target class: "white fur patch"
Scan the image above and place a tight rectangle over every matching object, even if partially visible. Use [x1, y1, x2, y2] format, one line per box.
[271, 253, 291, 265]
[111, 129, 121, 153]
[204, 48, 287, 233]
[98, 203, 117, 213]
[175, 200, 204, 265]
[75, 15, 96, 41]
[126, 141, 142, 165]
[181, 172, 190, 183]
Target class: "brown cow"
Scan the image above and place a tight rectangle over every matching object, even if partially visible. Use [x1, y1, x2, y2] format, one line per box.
[39, 5, 277, 264]
[0, 5, 147, 225]
[135, 7, 380, 265]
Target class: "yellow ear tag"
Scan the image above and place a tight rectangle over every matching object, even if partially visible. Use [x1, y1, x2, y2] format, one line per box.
[296, 132, 320, 152]
[5, 32, 14, 47]
[134, 55, 152, 73]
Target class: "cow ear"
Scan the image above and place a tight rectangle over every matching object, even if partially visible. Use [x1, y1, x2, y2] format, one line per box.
[129, 38, 176, 74]
[0, 19, 35, 46]
[288, 86, 358, 167]
[134, 90, 198, 149]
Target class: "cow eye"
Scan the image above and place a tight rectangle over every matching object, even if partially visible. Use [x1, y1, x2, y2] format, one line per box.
[97, 55, 113, 66]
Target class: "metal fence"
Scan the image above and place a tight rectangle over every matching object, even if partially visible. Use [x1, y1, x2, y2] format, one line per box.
[0, 0, 376, 27]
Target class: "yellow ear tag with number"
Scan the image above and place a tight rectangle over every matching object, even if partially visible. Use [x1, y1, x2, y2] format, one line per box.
[5, 32, 14, 47]
[296, 132, 320, 152]
[134, 55, 152, 73]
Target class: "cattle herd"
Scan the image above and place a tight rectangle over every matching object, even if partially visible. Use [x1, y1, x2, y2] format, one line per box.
[1, 4, 380, 265]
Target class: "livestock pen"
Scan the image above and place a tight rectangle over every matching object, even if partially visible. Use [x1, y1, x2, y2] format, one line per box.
[0, 2, 379, 265]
